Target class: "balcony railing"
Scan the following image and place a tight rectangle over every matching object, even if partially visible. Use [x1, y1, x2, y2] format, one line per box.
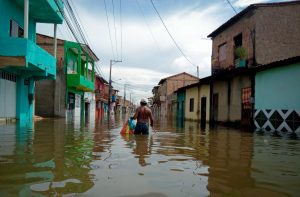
[67, 74, 94, 92]
[0, 37, 56, 79]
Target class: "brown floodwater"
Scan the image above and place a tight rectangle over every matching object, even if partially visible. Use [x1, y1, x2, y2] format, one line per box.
[0, 115, 300, 197]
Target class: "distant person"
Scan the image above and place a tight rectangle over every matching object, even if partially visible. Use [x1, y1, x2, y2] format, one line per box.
[132, 98, 154, 135]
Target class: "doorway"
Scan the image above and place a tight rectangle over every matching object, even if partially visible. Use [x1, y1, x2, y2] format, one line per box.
[201, 97, 207, 124]
[212, 93, 218, 123]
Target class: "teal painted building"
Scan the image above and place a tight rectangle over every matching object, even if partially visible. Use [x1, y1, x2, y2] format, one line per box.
[0, 0, 63, 121]
[254, 57, 300, 132]
[176, 89, 185, 122]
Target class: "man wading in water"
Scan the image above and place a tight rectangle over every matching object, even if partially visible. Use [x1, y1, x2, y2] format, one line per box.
[133, 98, 154, 135]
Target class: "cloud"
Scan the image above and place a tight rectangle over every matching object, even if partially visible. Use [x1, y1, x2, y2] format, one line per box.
[233, 0, 266, 7]
[37, 1, 231, 102]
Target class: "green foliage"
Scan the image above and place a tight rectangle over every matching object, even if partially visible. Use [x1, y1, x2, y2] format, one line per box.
[234, 46, 247, 60]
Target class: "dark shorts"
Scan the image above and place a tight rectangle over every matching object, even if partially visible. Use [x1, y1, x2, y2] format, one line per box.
[134, 122, 149, 135]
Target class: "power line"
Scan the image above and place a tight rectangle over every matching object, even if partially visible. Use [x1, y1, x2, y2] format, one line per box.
[112, 0, 119, 59]
[119, 0, 123, 61]
[55, 0, 82, 43]
[68, 0, 106, 78]
[104, 0, 116, 59]
[69, 0, 93, 45]
[55, 0, 108, 80]
[150, 0, 197, 68]
[225, 0, 238, 14]
[136, 0, 161, 52]
[65, 0, 89, 44]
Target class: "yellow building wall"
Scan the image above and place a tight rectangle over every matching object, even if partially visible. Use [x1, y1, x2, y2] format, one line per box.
[185, 87, 199, 121]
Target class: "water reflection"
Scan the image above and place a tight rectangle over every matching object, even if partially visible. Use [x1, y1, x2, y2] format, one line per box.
[0, 118, 299, 197]
[133, 135, 153, 167]
[0, 119, 96, 196]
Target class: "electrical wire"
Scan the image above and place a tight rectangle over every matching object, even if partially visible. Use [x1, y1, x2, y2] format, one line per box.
[55, 0, 108, 80]
[104, 0, 116, 59]
[119, 0, 123, 61]
[112, 0, 119, 59]
[150, 0, 197, 68]
[65, 0, 89, 44]
[69, 0, 93, 45]
[68, 0, 106, 78]
[225, 0, 238, 14]
[136, 0, 161, 52]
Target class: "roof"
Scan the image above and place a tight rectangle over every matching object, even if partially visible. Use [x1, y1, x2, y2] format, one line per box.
[36, 33, 99, 62]
[204, 56, 300, 81]
[253, 56, 300, 72]
[95, 75, 109, 84]
[80, 44, 99, 62]
[175, 76, 212, 93]
[207, 1, 300, 38]
[158, 72, 199, 85]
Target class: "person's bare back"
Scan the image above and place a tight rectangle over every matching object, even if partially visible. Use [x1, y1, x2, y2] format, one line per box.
[134, 106, 153, 126]
[132, 99, 154, 134]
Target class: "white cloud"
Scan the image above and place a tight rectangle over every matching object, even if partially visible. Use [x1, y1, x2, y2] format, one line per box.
[233, 0, 269, 7]
[37, 1, 229, 99]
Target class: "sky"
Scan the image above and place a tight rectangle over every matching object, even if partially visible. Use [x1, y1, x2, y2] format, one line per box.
[37, 0, 288, 104]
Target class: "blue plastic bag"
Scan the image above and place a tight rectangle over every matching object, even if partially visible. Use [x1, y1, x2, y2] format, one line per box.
[128, 118, 136, 130]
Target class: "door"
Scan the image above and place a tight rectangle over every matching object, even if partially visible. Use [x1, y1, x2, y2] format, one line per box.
[212, 93, 218, 123]
[241, 87, 252, 126]
[0, 71, 16, 118]
[201, 97, 207, 124]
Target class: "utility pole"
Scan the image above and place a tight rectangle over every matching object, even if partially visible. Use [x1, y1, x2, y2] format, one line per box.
[123, 83, 126, 113]
[108, 59, 122, 116]
[197, 66, 199, 78]
[130, 92, 132, 113]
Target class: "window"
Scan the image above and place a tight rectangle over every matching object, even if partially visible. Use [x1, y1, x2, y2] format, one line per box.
[10, 20, 23, 38]
[189, 98, 194, 112]
[218, 43, 227, 61]
[67, 58, 77, 74]
[234, 33, 243, 47]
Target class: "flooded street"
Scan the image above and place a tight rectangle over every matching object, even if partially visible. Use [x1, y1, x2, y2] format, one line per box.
[0, 117, 300, 197]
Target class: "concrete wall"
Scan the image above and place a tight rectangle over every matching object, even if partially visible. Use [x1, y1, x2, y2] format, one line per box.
[0, 0, 36, 41]
[230, 75, 251, 121]
[255, 63, 300, 110]
[35, 34, 66, 117]
[35, 79, 55, 117]
[185, 87, 198, 121]
[213, 75, 251, 122]
[213, 80, 228, 122]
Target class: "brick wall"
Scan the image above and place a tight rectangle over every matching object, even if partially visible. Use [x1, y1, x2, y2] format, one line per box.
[158, 72, 199, 116]
[211, 11, 255, 70]
[211, 4, 300, 70]
[255, 5, 300, 65]
[36, 34, 65, 70]
[35, 34, 66, 117]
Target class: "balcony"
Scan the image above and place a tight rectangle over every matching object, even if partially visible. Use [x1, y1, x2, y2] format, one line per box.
[67, 74, 94, 92]
[0, 37, 56, 79]
[15, 0, 63, 24]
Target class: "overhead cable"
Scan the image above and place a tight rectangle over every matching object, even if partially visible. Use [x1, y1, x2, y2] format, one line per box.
[112, 0, 119, 59]
[225, 0, 238, 14]
[104, 0, 116, 59]
[150, 0, 197, 68]
[119, 0, 123, 60]
[136, 0, 161, 52]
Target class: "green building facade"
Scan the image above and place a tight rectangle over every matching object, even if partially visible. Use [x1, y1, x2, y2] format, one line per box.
[65, 41, 97, 119]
